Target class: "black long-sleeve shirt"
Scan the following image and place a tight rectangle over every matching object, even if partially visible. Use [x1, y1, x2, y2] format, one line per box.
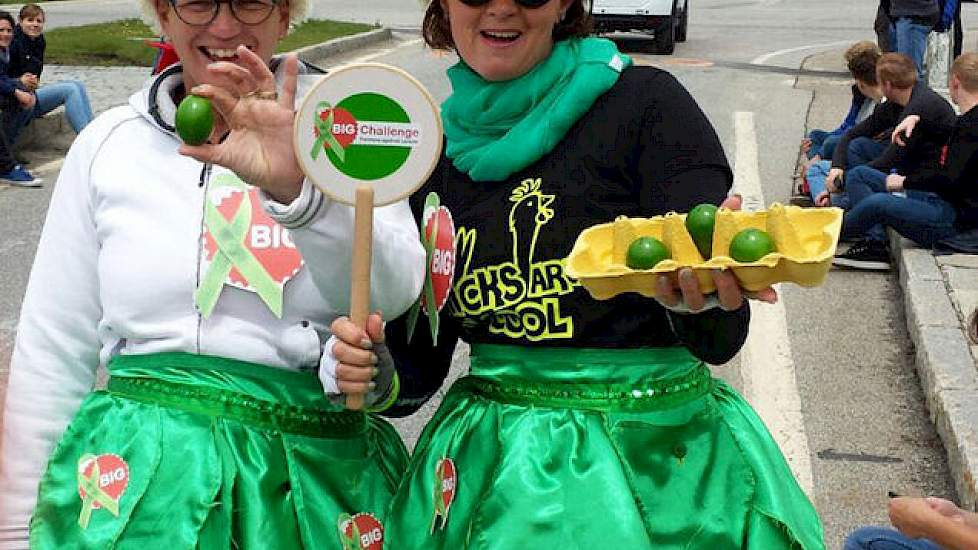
[8, 25, 44, 79]
[889, 0, 938, 18]
[903, 105, 978, 230]
[384, 66, 750, 417]
[833, 83, 955, 174]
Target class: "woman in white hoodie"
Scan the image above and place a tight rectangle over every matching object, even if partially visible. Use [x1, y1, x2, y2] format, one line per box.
[0, 0, 425, 547]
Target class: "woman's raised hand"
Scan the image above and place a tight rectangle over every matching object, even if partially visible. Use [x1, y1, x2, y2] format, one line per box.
[179, 47, 305, 204]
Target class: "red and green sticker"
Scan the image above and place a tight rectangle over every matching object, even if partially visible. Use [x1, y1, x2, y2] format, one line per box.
[406, 192, 456, 345]
[311, 92, 420, 181]
[196, 174, 304, 319]
[337, 512, 385, 550]
[430, 458, 457, 533]
[77, 453, 129, 529]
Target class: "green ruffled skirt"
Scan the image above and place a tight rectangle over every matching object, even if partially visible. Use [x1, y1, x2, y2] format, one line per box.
[385, 344, 825, 549]
[29, 352, 408, 549]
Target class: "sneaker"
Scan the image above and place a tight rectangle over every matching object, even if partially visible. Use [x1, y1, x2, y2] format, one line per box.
[0, 165, 42, 187]
[832, 239, 890, 271]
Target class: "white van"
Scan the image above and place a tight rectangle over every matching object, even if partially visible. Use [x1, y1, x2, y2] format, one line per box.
[590, 0, 688, 54]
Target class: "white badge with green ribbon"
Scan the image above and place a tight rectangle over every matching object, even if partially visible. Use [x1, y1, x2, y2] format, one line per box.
[294, 63, 443, 410]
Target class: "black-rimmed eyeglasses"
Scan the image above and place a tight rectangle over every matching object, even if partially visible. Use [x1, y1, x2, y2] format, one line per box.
[169, 0, 280, 26]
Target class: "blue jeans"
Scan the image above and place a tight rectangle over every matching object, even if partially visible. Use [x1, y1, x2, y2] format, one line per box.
[892, 17, 932, 80]
[843, 526, 943, 550]
[34, 80, 93, 134]
[2, 101, 33, 150]
[806, 160, 850, 209]
[807, 129, 842, 160]
[842, 165, 958, 246]
[847, 137, 887, 169]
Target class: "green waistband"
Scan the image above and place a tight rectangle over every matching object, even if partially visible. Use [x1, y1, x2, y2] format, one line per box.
[469, 344, 703, 384]
[465, 344, 712, 411]
[106, 352, 365, 438]
[457, 363, 713, 412]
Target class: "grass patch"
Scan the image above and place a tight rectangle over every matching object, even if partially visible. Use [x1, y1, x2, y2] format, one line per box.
[44, 18, 375, 67]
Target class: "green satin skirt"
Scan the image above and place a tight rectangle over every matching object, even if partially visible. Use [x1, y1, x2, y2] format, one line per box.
[385, 344, 825, 549]
[29, 352, 408, 549]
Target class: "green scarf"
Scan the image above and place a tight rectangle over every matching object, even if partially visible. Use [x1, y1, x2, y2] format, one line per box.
[442, 37, 632, 182]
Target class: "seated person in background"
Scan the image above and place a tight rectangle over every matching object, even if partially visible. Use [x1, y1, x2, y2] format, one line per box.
[833, 52, 978, 271]
[803, 42, 883, 165]
[844, 496, 978, 550]
[801, 41, 884, 207]
[0, 9, 38, 186]
[818, 52, 955, 207]
[6, 3, 92, 148]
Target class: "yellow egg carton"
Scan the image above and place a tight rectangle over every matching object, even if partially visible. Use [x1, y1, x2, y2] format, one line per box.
[565, 203, 843, 300]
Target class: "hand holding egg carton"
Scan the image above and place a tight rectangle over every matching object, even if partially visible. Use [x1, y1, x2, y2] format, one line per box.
[565, 203, 843, 300]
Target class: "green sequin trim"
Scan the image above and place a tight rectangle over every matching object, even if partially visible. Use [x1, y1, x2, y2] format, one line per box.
[455, 363, 713, 412]
[107, 376, 367, 438]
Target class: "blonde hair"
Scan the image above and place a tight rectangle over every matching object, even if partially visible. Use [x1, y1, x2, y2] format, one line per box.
[952, 53, 978, 93]
[137, 0, 308, 33]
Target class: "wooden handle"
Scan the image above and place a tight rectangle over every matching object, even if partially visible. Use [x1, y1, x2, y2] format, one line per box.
[346, 186, 374, 411]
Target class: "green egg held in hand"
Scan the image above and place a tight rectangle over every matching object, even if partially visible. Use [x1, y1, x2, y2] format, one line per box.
[685, 203, 718, 259]
[626, 236, 671, 270]
[175, 95, 214, 146]
[729, 228, 776, 262]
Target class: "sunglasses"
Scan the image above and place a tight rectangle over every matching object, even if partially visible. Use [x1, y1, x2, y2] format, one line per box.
[458, 0, 554, 8]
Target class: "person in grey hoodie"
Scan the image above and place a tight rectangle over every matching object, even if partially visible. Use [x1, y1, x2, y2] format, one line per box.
[886, 0, 939, 79]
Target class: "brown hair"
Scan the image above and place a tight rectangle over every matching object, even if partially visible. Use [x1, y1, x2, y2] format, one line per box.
[844, 41, 881, 85]
[423, 0, 593, 51]
[952, 53, 978, 93]
[18, 3, 43, 21]
[876, 53, 917, 89]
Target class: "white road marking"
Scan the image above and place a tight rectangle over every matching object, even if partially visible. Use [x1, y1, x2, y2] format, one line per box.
[751, 40, 853, 66]
[732, 111, 815, 496]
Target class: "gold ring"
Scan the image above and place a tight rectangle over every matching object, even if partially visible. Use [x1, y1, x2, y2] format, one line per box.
[244, 90, 278, 101]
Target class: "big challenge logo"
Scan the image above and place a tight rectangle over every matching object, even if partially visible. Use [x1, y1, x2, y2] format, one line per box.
[296, 63, 441, 207]
[310, 92, 421, 180]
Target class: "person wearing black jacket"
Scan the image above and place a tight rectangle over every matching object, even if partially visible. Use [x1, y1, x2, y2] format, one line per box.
[834, 53, 978, 270]
[322, 0, 826, 547]
[6, 3, 92, 145]
[0, 9, 37, 187]
[819, 53, 955, 207]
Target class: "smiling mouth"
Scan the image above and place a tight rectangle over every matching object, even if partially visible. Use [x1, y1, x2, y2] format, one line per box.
[200, 46, 253, 62]
[480, 30, 521, 44]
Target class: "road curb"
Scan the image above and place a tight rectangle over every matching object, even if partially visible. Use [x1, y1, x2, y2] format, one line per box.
[892, 233, 978, 510]
[291, 27, 392, 63]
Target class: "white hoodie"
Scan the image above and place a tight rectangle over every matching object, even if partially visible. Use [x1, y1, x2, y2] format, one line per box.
[0, 63, 425, 546]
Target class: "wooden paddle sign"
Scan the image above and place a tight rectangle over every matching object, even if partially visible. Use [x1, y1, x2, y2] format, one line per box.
[294, 63, 443, 410]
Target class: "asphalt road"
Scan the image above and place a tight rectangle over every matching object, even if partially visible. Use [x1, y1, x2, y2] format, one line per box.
[3, 0, 978, 546]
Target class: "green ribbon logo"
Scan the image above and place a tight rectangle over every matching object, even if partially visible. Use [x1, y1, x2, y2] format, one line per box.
[407, 193, 444, 345]
[310, 101, 347, 164]
[77, 454, 122, 529]
[429, 457, 455, 533]
[337, 513, 362, 550]
[195, 174, 285, 318]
